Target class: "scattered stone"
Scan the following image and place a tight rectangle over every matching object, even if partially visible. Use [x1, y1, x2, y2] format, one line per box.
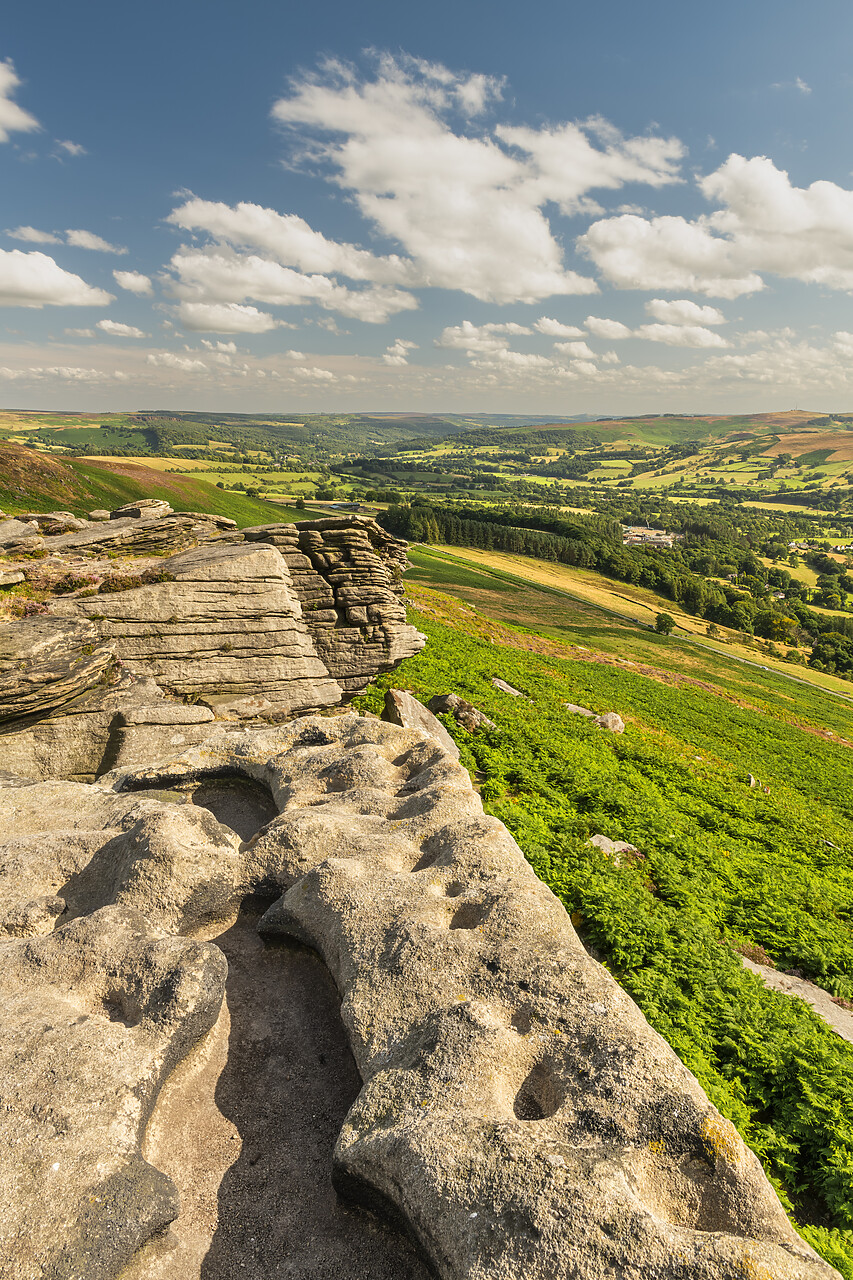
[381, 688, 460, 759]
[89, 509, 111, 522]
[748, 774, 758, 788]
[20, 511, 88, 534]
[743, 957, 853, 1047]
[587, 834, 642, 867]
[564, 702, 595, 717]
[491, 677, 525, 697]
[594, 711, 625, 733]
[0, 570, 24, 587]
[427, 693, 496, 733]
[0, 518, 42, 549]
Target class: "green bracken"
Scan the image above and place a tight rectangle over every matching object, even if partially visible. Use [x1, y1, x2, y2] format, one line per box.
[355, 593, 853, 1277]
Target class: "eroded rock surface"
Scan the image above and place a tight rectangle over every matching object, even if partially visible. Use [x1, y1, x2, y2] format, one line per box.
[0, 905, 226, 1280]
[1, 715, 820, 1280]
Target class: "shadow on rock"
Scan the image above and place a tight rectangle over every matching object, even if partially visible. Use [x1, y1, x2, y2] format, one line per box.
[201, 898, 432, 1280]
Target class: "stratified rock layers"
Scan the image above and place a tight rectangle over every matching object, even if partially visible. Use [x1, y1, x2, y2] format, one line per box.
[0, 718, 836, 1280]
[0, 517, 425, 781]
[54, 541, 342, 713]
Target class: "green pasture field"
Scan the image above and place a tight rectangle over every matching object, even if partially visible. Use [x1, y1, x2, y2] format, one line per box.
[357, 582, 853, 1274]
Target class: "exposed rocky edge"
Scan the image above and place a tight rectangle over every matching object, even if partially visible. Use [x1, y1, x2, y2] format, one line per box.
[44, 512, 233, 558]
[0, 615, 116, 723]
[0, 675, 220, 784]
[84, 716, 834, 1280]
[0, 515, 424, 782]
[0, 905, 227, 1280]
[240, 516, 424, 695]
[52, 541, 343, 716]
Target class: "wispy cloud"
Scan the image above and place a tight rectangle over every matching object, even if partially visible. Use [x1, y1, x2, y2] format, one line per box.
[771, 76, 812, 95]
[66, 229, 128, 254]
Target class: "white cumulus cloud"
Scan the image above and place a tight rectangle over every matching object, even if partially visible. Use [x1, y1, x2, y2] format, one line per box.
[436, 320, 531, 353]
[645, 298, 726, 325]
[553, 340, 598, 359]
[0, 59, 40, 143]
[580, 154, 853, 297]
[113, 269, 153, 295]
[635, 322, 729, 348]
[585, 316, 633, 339]
[66, 229, 127, 254]
[175, 301, 282, 333]
[269, 54, 684, 303]
[147, 352, 207, 371]
[383, 338, 418, 365]
[96, 319, 148, 338]
[168, 247, 416, 324]
[0, 248, 113, 307]
[56, 139, 86, 156]
[534, 317, 586, 337]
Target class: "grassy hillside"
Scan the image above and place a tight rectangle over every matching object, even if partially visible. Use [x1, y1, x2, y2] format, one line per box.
[357, 581, 853, 1276]
[407, 544, 853, 707]
[0, 445, 296, 528]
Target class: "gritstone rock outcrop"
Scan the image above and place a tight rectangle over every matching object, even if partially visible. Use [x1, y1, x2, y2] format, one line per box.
[0, 715, 838, 1280]
[0, 509, 424, 781]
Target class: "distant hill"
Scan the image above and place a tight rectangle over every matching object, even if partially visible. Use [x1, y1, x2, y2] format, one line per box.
[0, 444, 293, 528]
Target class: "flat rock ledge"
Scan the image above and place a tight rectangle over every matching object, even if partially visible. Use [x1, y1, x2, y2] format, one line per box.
[0, 717, 836, 1280]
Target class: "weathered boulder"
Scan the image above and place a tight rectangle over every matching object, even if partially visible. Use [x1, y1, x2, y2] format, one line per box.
[428, 693, 496, 734]
[95, 718, 835, 1280]
[595, 711, 625, 733]
[0, 569, 24, 587]
[0, 905, 226, 1280]
[110, 498, 173, 520]
[382, 688, 461, 759]
[89, 508, 111, 522]
[0, 776, 244, 937]
[44, 513, 222, 558]
[565, 702, 595, 717]
[0, 616, 115, 723]
[0, 517, 41, 545]
[0, 673, 223, 784]
[492, 677, 525, 697]
[20, 510, 88, 534]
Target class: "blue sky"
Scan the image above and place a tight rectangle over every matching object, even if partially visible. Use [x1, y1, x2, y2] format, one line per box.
[3, 0, 853, 413]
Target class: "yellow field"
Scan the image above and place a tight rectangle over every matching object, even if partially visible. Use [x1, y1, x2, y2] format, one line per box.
[432, 545, 853, 697]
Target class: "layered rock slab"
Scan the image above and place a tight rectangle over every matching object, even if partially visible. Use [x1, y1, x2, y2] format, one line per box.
[52, 541, 342, 715]
[241, 517, 425, 695]
[108, 718, 836, 1280]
